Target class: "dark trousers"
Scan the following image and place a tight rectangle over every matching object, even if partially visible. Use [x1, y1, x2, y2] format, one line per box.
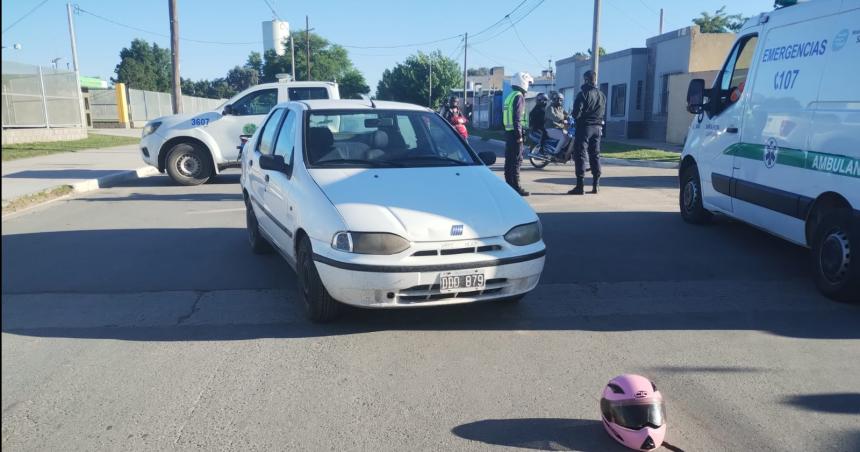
[504, 131, 524, 189]
[573, 125, 602, 178]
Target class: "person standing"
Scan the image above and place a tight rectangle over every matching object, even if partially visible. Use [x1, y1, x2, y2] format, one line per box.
[569, 70, 605, 195]
[503, 72, 534, 196]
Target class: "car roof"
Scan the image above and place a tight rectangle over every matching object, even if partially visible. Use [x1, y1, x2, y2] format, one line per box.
[257, 81, 338, 88]
[278, 99, 432, 112]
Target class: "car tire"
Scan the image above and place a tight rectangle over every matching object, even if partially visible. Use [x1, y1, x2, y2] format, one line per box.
[245, 198, 273, 254]
[679, 164, 712, 224]
[165, 142, 213, 186]
[297, 237, 340, 322]
[810, 209, 859, 302]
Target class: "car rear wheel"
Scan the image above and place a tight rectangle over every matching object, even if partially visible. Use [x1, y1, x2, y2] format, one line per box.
[297, 237, 340, 322]
[679, 164, 712, 224]
[811, 209, 859, 302]
[166, 142, 213, 186]
[245, 198, 273, 254]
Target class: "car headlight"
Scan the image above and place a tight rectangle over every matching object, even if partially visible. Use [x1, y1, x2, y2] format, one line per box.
[331, 232, 410, 255]
[504, 221, 542, 246]
[142, 121, 162, 138]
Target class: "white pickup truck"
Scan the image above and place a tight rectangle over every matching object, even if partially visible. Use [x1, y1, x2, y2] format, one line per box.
[140, 80, 340, 185]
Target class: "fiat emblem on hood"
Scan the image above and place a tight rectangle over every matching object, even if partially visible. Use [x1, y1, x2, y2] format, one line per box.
[450, 225, 464, 236]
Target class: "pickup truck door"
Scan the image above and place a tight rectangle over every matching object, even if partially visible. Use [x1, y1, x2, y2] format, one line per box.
[209, 87, 279, 162]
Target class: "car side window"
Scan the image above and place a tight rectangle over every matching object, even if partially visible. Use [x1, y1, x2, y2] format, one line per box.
[256, 108, 286, 155]
[712, 34, 758, 115]
[288, 87, 329, 100]
[232, 89, 278, 116]
[273, 110, 297, 163]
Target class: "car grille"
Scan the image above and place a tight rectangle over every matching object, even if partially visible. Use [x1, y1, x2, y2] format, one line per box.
[397, 278, 508, 304]
[411, 244, 503, 257]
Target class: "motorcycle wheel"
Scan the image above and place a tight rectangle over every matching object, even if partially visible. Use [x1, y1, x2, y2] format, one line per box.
[528, 146, 550, 169]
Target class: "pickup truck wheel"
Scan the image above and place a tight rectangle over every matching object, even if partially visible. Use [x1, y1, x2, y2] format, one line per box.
[679, 164, 712, 224]
[297, 237, 340, 322]
[245, 198, 272, 254]
[811, 209, 859, 302]
[166, 142, 212, 186]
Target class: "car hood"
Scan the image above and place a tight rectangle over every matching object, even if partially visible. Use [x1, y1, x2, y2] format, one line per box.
[308, 166, 537, 242]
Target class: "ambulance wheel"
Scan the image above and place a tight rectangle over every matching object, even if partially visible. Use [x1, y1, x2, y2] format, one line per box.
[680, 164, 712, 224]
[811, 209, 860, 302]
[166, 142, 213, 186]
[297, 236, 340, 322]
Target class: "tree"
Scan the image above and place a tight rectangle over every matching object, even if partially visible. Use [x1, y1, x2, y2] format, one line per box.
[339, 68, 371, 99]
[245, 51, 263, 80]
[376, 51, 461, 109]
[693, 6, 746, 33]
[226, 65, 259, 94]
[112, 39, 171, 91]
[468, 67, 490, 76]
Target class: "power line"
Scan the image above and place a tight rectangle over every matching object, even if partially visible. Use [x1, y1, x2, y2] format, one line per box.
[2, 0, 51, 34]
[340, 34, 464, 50]
[605, 0, 654, 34]
[470, 0, 545, 45]
[261, 0, 281, 20]
[508, 16, 542, 66]
[469, 0, 528, 39]
[635, 0, 660, 16]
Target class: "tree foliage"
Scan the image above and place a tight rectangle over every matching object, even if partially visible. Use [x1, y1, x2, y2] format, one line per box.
[573, 47, 607, 59]
[376, 51, 461, 109]
[693, 6, 746, 33]
[468, 67, 491, 76]
[112, 39, 171, 91]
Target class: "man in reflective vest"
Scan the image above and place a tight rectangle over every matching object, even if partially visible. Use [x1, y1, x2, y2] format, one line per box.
[503, 71, 534, 196]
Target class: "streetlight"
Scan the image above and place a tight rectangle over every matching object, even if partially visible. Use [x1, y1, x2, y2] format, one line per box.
[51, 57, 64, 69]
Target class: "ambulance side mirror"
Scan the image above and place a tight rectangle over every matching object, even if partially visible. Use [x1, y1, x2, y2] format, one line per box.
[686, 79, 705, 115]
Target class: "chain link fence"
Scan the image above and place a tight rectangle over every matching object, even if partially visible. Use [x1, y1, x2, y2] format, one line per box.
[2, 60, 83, 128]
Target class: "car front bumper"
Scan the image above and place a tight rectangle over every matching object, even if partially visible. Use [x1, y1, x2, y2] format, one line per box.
[313, 248, 545, 308]
[140, 132, 167, 168]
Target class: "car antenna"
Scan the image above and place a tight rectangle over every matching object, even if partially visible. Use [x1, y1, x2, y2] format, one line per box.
[361, 94, 377, 109]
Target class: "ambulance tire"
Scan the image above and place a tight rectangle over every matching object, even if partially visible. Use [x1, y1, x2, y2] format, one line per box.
[680, 164, 712, 224]
[811, 209, 860, 303]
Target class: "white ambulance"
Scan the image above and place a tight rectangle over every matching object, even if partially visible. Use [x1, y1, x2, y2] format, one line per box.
[140, 80, 339, 185]
[681, 0, 859, 301]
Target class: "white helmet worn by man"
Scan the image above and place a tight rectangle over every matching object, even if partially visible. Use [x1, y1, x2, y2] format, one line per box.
[512, 71, 534, 91]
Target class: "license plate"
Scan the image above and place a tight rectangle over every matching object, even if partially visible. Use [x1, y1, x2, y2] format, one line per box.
[439, 272, 485, 293]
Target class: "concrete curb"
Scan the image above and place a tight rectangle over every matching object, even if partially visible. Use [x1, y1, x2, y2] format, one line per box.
[601, 158, 679, 169]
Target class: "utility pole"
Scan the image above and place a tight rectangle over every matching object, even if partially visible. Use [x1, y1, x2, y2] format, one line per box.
[462, 32, 468, 108]
[306, 16, 311, 80]
[290, 34, 296, 80]
[591, 0, 601, 79]
[659, 8, 664, 34]
[66, 2, 79, 72]
[168, 0, 182, 113]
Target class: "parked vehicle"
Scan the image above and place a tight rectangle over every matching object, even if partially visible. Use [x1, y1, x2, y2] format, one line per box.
[681, 0, 859, 301]
[240, 99, 546, 321]
[140, 80, 339, 185]
[526, 126, 575, 169]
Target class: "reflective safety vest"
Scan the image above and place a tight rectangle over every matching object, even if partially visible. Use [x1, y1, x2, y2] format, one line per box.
[503, 91, 527, 131]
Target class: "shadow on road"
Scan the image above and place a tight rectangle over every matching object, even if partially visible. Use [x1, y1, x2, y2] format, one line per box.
[451, 418, 628, 451]
[84, 192, 243, 202]
[534, 175, 677, 189]
[3, 169, 132, 179]
[783, 393, 860, 415]
[111, 173, 242, 188]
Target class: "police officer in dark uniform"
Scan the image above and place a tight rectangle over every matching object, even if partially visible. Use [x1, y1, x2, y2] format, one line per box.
[502, 71, 535, 196]
[569, 70, 606, 195]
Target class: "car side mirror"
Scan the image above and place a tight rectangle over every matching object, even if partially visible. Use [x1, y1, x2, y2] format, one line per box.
[686, 79, 705, 114]
[258, 154, 287, 172]
[223, 104, 234, 116]
[478, 151, 497, 166]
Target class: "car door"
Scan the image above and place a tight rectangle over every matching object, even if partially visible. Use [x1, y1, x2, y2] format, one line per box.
[261, 107, 300, 255]
[210, 87, 279, 162]
[248, 108, 287, 236]
[692, 33, 759, 213]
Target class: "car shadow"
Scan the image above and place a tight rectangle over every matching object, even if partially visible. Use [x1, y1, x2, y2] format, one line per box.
[83, 192, 243, 202]
[783, 393, 860, 415]
[534, 175, 677, 189]
[451, 418, 628, 451]
[111, 173, 241, 188]
[3, 169, 133, 179]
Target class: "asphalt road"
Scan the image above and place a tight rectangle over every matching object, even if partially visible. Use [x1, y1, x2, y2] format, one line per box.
[2, 154, 859, 451]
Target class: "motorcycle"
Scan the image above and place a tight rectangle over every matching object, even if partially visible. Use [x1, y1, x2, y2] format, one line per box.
[526, 124, 575, 169]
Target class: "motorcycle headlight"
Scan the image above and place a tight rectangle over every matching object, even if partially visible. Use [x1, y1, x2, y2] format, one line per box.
[142, 121, 162, 138]
[504, 221, 542, 246]
[331, 232, 410, 255]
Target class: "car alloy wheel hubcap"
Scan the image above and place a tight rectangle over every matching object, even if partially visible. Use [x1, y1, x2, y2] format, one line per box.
[683, 179, 698, 211]
[177, 153, 201, 177]
[820, 229, 850, 283]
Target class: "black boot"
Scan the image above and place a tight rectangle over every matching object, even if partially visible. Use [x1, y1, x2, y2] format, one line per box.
[590, 177, 600, 194]
[568, 177, 584, 195]
[516, 187, 530, 197]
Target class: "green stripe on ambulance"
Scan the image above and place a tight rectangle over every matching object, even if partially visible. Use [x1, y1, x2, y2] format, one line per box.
[724, 143, 860, 178]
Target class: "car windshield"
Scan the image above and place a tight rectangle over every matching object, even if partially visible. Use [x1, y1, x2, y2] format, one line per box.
[305, 110, 479, 168]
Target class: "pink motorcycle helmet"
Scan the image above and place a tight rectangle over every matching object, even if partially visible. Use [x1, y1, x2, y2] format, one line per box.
[600, 374, 667, 450]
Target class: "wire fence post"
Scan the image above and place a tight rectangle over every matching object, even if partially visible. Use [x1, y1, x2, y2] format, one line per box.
[38, 66, 50, 129]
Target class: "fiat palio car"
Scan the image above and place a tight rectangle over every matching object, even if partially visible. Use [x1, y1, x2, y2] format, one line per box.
[240, 99, 545, 321]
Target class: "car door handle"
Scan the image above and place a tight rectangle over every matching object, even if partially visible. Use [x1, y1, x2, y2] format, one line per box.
[249, 160, 253, 167]
[264, 174, 269, 183]
[726, 127, 739, 133]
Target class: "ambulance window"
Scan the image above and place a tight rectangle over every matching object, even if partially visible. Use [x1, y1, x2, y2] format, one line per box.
[714, 35, 757, 113]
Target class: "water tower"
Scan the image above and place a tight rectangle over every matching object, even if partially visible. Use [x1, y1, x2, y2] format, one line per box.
[262, 20, 290, 56]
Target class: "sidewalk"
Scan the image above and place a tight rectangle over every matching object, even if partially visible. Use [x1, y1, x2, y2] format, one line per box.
[1, 143, 155, 205]
[604, 138, 683, 153]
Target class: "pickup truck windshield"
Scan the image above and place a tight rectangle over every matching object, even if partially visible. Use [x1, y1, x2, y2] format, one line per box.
[305, 110, 479, 168]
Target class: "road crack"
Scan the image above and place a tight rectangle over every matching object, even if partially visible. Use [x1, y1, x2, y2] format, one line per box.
[175, 291, 207, 325]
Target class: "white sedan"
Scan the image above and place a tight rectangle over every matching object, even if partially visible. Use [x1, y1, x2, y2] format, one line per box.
[240, 99, 545, 322]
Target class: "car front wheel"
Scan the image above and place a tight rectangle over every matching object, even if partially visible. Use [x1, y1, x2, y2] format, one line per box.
[679, 164, 712, 224]
[811, 209, 859, 302]
[165, 142, 213, 185]
[297, 237, 340, 322]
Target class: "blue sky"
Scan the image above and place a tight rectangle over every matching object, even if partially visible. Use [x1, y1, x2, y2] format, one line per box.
[2, 0, 773, 93]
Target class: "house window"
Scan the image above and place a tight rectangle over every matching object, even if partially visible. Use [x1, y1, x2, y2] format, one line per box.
[611, 84, 627, 117]
[636, 80, 643, 110]
[659, 74, 677, 116]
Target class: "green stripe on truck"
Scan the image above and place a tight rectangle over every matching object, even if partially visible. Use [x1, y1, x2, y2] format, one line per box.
[723, 143, 860, 178]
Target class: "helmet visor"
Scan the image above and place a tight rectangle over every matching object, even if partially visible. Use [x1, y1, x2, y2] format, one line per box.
[601, 399, 665, 430]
